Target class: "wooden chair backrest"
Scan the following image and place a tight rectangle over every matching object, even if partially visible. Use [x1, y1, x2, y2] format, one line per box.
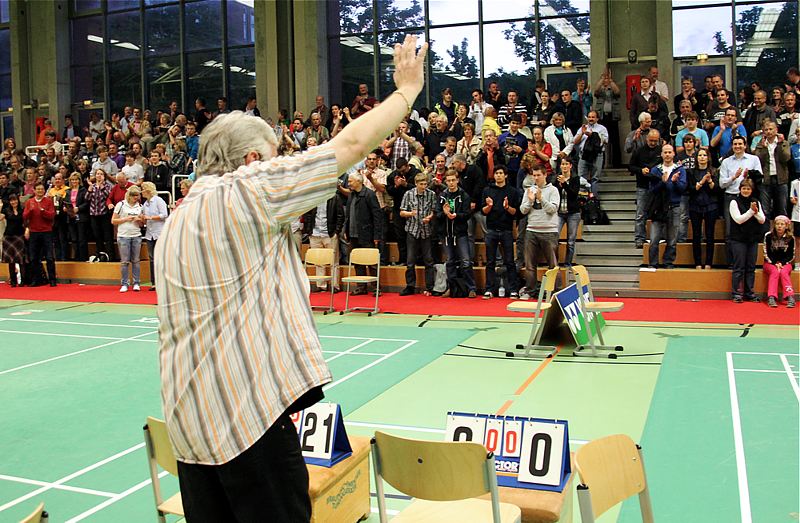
[571, 265, 591, 290]
[349, 248, 380, 267]
[19, 502, 45, 523]
[373, 431, 492, 501]
[575, 434, 646, 518]
[542, 266, 561, 293]
[146, 416, 179, 476]
[305, 248, 334, 267]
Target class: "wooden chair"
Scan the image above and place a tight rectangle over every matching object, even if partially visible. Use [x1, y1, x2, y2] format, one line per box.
[371, 431, 521, 523]
[340, 248, 380, 315]
[19, 502, 48, 523]
[570, 265, 624, 358]
[574, 434, 654, 523]
[143, 417, 184, 523]
[505, 267, 561, 359]
[305, 247, 336, 314]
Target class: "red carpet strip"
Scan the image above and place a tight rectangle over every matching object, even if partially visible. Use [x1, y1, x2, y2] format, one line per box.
[2, 283, 798, 325]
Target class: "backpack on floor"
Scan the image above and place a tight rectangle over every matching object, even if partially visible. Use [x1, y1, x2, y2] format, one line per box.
[582, 197, 610, 225]
[447, 275, 470, 298]
[433, 263, 448, 293]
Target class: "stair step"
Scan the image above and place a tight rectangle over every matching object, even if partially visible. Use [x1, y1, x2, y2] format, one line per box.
[575, 255, 643, 267]
[601, 201, 636, 212]
[577, 245, 641, 256]
[582, 223, 634, 233]
[582, 233, 633, 243]
[598, 191, 637, 200]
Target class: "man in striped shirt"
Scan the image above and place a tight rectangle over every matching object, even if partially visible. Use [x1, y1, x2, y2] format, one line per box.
[156, 36, 428, 521]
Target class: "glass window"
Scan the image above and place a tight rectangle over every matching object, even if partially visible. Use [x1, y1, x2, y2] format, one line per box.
[378, 0, 424, 31]
[73, 0, 101, 13]
[185, 0, 222, 51]
[0, 74, 10, 110]
[2, 115, 13, 142]
[428, 0, 478, 27]
[227, 0, 255, 46]
[735, 1, 798, 90]
[110, 58, 143, 112]
[147, 54, 181, 112]
[70, 16, 104, 66]
[538, 16, 590, 65]
[672, 6, 732, 57]
[482, 23, 537, 104]
[672, 0, 727, 6]
[186, 51, 224, 111]
[482, 0, 533, 22]
[428, 26, 480, 106]
[377, 30, 425, 102]
[544, 0, 590, 15]
[144, 0, 173, 5]
[228, 46, 255, 111]
[107, 0, 140, 12]
[71, 64, 105, 104]
[145, 4, 180, 56]
[337, 0, 374, 34]
[0, 28, 9, 75]
[107, 11, 142, 60]
[0, 0, 9, 23]
[329, 35, 376, 112]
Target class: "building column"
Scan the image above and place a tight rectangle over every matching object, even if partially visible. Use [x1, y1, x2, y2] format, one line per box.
[292, 0, 328, 118]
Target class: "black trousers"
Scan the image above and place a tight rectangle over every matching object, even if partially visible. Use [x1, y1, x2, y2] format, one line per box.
[730, 239, 758, 299]
[405, 235, 434, 290]
[90, 213, 116, 261]
[29, 231, 56, 285]
[392, 208, 407, 265]
[689, 210, 718, 267]
[177, 412, 311, 523]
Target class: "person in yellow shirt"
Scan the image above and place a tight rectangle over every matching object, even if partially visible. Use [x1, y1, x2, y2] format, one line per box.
[481, 105, 502, 139]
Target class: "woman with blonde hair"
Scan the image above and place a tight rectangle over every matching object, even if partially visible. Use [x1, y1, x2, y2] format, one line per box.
[111, 185, 143, 292]
[456, 121, 481, 165]
[763, 216, 795, 307]
[140, 181, 168, 290]
[65, 172, 89, 260]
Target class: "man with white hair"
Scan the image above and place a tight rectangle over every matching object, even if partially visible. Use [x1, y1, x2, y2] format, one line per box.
[156, 36, 427, 520]
[625, 112, 652, 154]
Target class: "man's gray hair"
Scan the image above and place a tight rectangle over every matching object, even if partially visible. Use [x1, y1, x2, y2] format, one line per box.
[452, 153, 467, 164]
[638, 112, 652, 124]
[195, 111, 278, 176]
[348, 171, 364, 183]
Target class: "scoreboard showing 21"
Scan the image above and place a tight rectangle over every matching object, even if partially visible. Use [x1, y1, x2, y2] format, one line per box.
[445, 412, 571, 492]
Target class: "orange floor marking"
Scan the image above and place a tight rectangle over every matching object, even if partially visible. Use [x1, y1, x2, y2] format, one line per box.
[495, 344, 563, 416]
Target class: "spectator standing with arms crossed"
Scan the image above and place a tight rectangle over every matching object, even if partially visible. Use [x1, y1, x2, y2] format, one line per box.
[156, 36, 427, 522]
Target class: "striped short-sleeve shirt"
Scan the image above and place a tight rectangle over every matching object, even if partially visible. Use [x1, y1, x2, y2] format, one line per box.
[156, 145, 338, 465]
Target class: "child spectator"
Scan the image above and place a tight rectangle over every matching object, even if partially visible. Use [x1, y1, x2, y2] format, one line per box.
[763, 215, 795, 307]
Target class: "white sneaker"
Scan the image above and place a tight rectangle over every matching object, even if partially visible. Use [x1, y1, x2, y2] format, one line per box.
[519, 292, 531, 301]
[133, 284, 141, 292]
[120, 285, 128, 293]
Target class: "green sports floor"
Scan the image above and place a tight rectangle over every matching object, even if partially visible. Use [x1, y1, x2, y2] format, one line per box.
[0, 298, 797, 522]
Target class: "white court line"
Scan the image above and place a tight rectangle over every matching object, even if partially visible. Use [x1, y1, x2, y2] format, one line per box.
[322, 350, 386, 357]
[734, 368, 800, 374]
[325, 339, 375, 363]
[0, 318, 155, 329]
[727, 351, 799, 356]
[0, 443, 145, 513]
[345, 420, 590, 445]
[0, 474, 116, 498]
[325, 340, 419, 391]
[371, 507, 401, 516]
[0, 329, 149, 342]
[320, 334, 417, 343]
[65, 470, 169, 523]
[726, 352, 752, 523]
[779, 354, 800, 402]
[0, 330, 156, 376]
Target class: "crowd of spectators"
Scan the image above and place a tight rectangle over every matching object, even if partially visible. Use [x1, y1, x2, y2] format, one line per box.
[1, 66, 799, 304]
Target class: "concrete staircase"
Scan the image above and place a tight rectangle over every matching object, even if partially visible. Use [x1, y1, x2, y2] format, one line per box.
[575, 169, 641, 294]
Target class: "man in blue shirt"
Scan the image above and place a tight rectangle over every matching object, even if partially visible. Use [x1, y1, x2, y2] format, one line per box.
[711, 108, 747, 163]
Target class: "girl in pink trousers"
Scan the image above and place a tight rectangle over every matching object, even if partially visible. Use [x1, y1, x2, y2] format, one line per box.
[763, 215, 795, 308]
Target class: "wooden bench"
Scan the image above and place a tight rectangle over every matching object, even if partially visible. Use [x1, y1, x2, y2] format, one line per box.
[639, 268, 800, 293]
[646, 219, 725, 240]
[642, 243, 765, 266]
[0, 261, 152, 285]
[308, 435, 371, 523]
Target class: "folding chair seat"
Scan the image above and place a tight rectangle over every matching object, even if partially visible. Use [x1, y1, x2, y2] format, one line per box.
[570, 265, 624, 358]
[305, 247, 336, 314]
[20, 502, 48, 523]
[340, 248, 380, 315]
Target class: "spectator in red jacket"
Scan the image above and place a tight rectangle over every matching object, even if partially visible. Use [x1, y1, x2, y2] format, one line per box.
[107, 172, 133, 208]
[22, 182, 57, 286]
